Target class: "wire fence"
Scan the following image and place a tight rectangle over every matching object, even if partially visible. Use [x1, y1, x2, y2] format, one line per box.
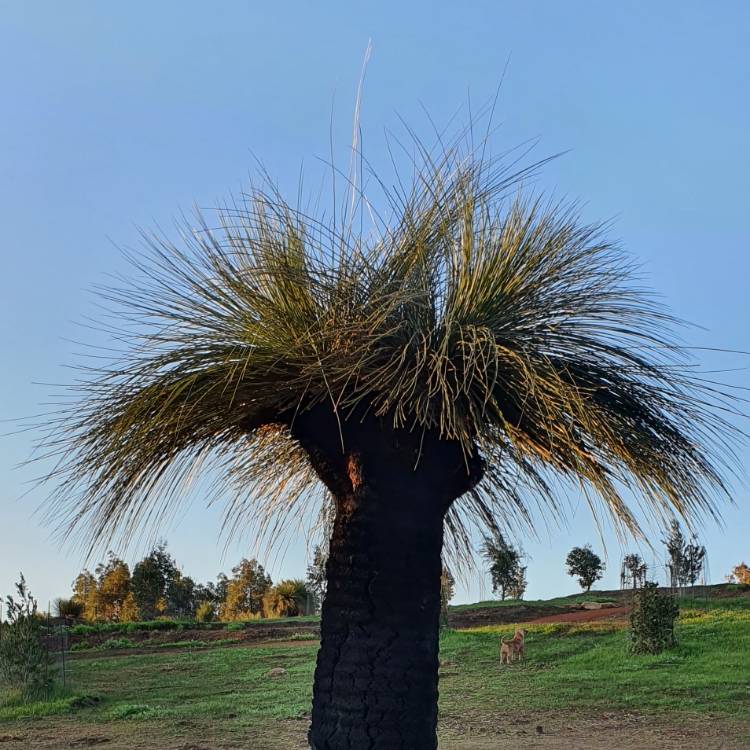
[40, 610, 72, 696]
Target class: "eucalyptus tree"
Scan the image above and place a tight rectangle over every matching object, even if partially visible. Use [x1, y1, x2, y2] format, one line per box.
[566, 545, 605, 593]
[40, 122, 736, 749]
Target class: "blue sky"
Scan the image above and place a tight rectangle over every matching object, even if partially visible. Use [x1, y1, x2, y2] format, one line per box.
[1, 2, 748, 609]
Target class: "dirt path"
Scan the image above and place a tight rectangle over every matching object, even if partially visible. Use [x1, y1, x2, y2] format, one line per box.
[439, 710, 749, 749]
[4, 711, 747, 749]
[522, 606, 630, 625]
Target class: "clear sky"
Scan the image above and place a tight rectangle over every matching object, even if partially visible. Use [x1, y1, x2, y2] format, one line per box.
[1, 2, 748, 609]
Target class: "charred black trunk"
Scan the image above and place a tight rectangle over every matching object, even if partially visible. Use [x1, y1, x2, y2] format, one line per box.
[309, 477, 444, 749]
[291, 408, 482, 750]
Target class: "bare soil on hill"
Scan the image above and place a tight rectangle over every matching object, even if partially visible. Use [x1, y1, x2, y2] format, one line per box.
[448, 583, 750, 630]
[522, 605, 630, 625]
[447, 600, 631, 629]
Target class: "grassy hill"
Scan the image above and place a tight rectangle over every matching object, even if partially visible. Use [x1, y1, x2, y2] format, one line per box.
[0, 587, 748, 748]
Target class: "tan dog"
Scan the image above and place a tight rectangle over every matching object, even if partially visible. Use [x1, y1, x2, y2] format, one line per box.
[499, 628, 526, 664]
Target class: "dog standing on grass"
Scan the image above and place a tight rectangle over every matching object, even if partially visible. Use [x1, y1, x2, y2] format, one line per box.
[499, 628, 527, 665]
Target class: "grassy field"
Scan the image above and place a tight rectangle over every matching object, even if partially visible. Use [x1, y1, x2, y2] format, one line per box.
[1, 593, 749, 749]
[448, 591, 621, 612]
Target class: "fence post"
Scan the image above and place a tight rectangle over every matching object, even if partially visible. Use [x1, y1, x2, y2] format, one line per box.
[60, 620, 67, 689]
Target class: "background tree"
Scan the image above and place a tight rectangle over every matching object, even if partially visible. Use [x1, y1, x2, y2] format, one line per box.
[505, 565, 528, 600]
[305, 545, 328, 614]
[71, 571, 98, 621]
[215, 573, 229, 605]
[622, 553, 647, 590]
[439, 567, 455, 629]
[663, 521, 705, 588]
[664, 520, 688, 589]
[119, 591, 140, 622]
[482, 536, 526, 601]
[54, 597, 84, 620]
[94, 553, 132, 622]
[40, 118, 739, 749]
[166, 571, 195, 618]
[221, 559, 272, 620]
[263, 580, 309, 618]
[727, 562, 750, 585]
[131, 551, 168, 620]
[193, 575, 226, 615]
[683, 539, 706, 587]
[131, 542, 193, 619]
[566, 546, 604, 592]
[195, 600, 215, 622]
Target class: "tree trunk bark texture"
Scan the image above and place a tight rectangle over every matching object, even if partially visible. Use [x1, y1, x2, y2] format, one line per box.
[290, 408, 482, 750]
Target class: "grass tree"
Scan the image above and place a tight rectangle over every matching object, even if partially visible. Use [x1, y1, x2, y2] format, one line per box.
[39, 118, 738, 749]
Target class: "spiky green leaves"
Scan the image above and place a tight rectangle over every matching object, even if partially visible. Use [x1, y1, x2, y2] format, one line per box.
[39, 128, 738, 560]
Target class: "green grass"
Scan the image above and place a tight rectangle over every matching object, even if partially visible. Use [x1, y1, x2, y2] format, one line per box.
[449, 591, 620, 612]
[0, 688, 101, 721]
[71, 644, 315, 723]
[68, 614, 320, 637]
[73, 638, 246, 653]
[439, 607, 750, 716]
[1, 595, 747, 745]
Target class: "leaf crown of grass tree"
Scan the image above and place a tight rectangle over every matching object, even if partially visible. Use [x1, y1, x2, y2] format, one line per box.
[36, 112, 741, 566]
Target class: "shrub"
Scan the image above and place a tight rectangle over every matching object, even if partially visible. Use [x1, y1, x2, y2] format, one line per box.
[195, 601, 215, 623]
[0, 575, 55, 698]
[108, 703, 159, 720]
[263, 580, 310, 618]
[100, 638, 135, 650]
[70, 619, 185, 635]
[225, 621, 245, 631]
[70, 642, 93, 652]
[54, 598, 84, 619]
[629, 582, 679, 654]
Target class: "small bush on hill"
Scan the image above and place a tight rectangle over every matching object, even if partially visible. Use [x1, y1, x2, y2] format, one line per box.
[262, 580, 310, 618]
[0, 575, 55, 698]
[100, 638, 136, 650]
[629, 582, 679, 654]
[195, 601, 215, 623]
[70, 642, 93, 652]
[108, 703, 160, 720]
[54, 598, 84, 619]
[70, 619, 186, 635]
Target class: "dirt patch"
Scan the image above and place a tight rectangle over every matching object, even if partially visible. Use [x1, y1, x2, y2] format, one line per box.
[523, 606, 630, 625]
[3, 713, 747, 750]
[449, 604, 570, 629]
[449, 583, 750, 631]
[438, 710, 750, 750]
[448, 603, 630, 629]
